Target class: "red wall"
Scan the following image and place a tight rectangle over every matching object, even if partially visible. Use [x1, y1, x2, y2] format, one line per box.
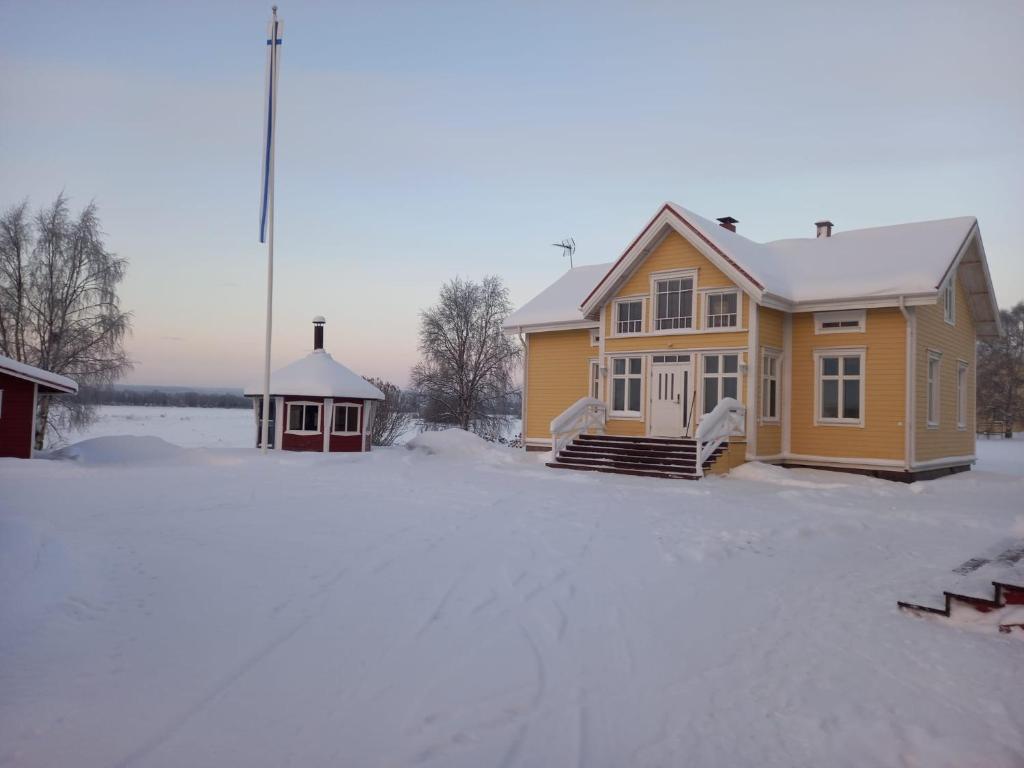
[0, 372, 36, 459]
[280, 396, 367, 453]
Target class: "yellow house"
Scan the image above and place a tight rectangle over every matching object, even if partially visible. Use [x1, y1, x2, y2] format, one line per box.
[504, 203, 1002, 481]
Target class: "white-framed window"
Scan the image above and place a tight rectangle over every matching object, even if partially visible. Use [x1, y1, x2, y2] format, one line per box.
[943, 271, 956, 325]
[705, 290, 739, 329]
[286, 401, 322, 434]
[332, 403, 362, 435]
[614, 298, 644, 335]
[814, 349, 865, 426]
[956, 360, 968, 429]
[589, 359, 600, 399]
[611, 357, 642, 415]
[589, 328, 600, 347]
[702, 353, 740, 414]
[927, 351, 942, 427]
[653, 273, 695, 331]
[761, 350, 780, 422]
[814, 309, 865, 335]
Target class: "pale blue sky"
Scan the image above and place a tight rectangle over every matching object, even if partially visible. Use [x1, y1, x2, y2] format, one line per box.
[3, 0, 1022, 387]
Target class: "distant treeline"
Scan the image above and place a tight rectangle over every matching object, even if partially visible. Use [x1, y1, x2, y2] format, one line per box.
[79, 385, 251, 409]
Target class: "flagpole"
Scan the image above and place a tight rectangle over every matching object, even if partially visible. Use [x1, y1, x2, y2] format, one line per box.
[260, 5, 281, 455]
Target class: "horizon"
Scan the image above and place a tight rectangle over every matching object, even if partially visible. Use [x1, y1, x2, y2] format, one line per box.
[3, 0, 1022, 389]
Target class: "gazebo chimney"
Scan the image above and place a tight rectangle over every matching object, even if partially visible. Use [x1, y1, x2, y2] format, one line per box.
[313, 315, 325, 351]
[815, 220, 834, 238]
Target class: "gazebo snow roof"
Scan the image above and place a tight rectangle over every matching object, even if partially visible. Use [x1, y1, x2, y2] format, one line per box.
[245, 350, 384, 400]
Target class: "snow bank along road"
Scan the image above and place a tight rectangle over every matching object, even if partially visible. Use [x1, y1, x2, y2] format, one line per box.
[1, 432, 1023, 767]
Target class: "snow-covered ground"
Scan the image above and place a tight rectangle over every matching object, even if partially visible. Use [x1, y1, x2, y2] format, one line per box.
[1, 427, 1022, 767]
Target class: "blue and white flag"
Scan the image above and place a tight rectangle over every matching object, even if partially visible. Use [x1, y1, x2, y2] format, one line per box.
[259, 8, 283, 243]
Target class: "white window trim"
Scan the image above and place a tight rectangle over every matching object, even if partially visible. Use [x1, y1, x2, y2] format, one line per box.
[813, 347, 866, 427]
[760, 348, 781, 423]
[703, 288, 740, 330]
[611, 296, 646, 337]
[588, 358, 601, 400]
[609, 356, 644, 418]
[814, 309, 866, 335]
[943, 272, 956, 326]
[700, 352, 744, 432]
[285, 400, 322, 435]
[956, 359, 968, 430]
[926, 350, 942, 428]
[331, 402, 363, 436]
[649, 268, 698, 335]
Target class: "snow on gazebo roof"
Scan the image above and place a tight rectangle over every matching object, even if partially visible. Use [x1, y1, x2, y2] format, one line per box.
[245, 350, 384, 400]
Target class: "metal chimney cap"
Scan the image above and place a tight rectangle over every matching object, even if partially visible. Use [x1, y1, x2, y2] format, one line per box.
[312, 315, 326, 324]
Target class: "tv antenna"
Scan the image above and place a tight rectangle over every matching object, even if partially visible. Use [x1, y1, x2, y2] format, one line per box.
[552, 237, 576, 268]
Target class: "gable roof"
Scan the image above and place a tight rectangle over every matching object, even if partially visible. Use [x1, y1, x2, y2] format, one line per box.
[503, 262, 611, 331]
[0, 354, 78, 394]
[512, 202, 1001, 338]
[245, 351, 385, 400]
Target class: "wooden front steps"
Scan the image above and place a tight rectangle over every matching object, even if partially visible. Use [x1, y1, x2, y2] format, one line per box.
[547, 434, 727, 480]
[899, 581, 1024, 632]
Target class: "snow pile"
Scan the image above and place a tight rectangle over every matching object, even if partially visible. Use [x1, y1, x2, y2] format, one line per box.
[46, 435, 188, 465]
[405, 428, 522, 465]
[503, 262, 610, 329]
[729, 461, 856, 489]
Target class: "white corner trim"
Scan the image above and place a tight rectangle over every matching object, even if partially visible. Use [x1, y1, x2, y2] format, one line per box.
[323, 397, 334, 452]
[274, 396, 284, 449]
[782, 313, 792, 455]
[745, 303, 758, 459]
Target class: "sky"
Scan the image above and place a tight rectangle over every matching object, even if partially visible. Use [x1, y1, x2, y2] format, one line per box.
[3, 0, 1022, 388]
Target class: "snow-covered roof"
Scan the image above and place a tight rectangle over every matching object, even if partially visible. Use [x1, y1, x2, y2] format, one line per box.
[245, 351, 384, 400]
[503, 262, 611, 330]
[0, 354, 78, 394]
[511, 202, 999, 337]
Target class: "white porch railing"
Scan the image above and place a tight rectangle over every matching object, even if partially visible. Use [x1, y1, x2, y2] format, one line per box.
[550, 397, 607, 456]
[694, 397, 745, 477]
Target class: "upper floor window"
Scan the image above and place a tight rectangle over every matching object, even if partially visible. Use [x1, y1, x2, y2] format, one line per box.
[814, 309, 865, 335]
[702, 353, 739, 414]
[654, 276, 694, 331]
[943, 272, 956, 325]
[705, 290, 739, 329]
[611, 357, 642, 415]
[816, 350, 864, 425]
[287, 401, 321, 434]
[615, 299, 643, 335]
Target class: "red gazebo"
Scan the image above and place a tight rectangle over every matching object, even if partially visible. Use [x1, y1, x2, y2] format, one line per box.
[245, 317, 384, 452]
[0, 355, 78, 459]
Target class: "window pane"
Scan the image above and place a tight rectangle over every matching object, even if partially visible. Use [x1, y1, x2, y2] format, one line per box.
[681, 290, 692, 319]
[613, 379, 625, 411]
[304, 405, 319, 431]
[631, 301, 642, 321]
[723, 293, 737, 314]
[613, 358, 625, 375]
[822, 357, 839, 376]
[769, 380, 777, 418]
[628, 379, 641, 412]
[703, 377, 718, 413]
[629, 358, 642, 375]
[668, 292, 679, 319]
[842, 380, 859, 419]
[704, 355, 719, 374]
[723, 376, 738, 400]
[723, 355, 738, 373]
[288, 404, 302, 430]
[822, 380, 839, 418]
[617, 303, 628, 322]
[843, 356, 860, 376]
[348, 407, 360, 432]
[708, 294, 721, 315]
[657, 293, 667, 319]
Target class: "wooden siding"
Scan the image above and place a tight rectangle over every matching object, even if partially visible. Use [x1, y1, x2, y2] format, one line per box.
[914, 271, 976, 463]
[0, 372, 35, 459]
[525, 329, 594, 442]
[604, 231, 749, 354]
[789, 308, 906, 461]
[756, 307, 784, 457]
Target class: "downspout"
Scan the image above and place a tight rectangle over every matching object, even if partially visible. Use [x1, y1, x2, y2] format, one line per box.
[898, 296, 914, 472]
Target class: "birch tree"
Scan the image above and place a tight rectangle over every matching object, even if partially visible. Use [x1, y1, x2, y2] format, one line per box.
[0, 194, 132, 448]
[977, 302, 1024, 436]
[411, 276, 521, 440]
[365, 376, 413, 447]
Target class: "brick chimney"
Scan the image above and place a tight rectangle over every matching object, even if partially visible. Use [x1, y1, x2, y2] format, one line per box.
[716, 216, 738, 233]
[313, 315, 325, 351]
[815, 220, 834, 238]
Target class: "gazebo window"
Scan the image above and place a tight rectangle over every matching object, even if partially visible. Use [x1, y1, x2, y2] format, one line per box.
[333, 403, 362, 435]
[286, 401, 321, 433]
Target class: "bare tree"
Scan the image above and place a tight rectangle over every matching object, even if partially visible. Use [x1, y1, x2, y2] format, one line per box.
[365, 376, 413, 447]
[0, 194, 132, 448]
[977, 302, 1024, 436]
[411, 276, 521, 440]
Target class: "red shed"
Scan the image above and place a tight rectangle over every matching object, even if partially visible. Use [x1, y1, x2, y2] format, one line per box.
[245, 317, 385, 452]
[0, 355, 78, 459]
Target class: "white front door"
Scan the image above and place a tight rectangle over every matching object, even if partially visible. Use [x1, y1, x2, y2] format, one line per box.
[649, 358, 692, 437]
